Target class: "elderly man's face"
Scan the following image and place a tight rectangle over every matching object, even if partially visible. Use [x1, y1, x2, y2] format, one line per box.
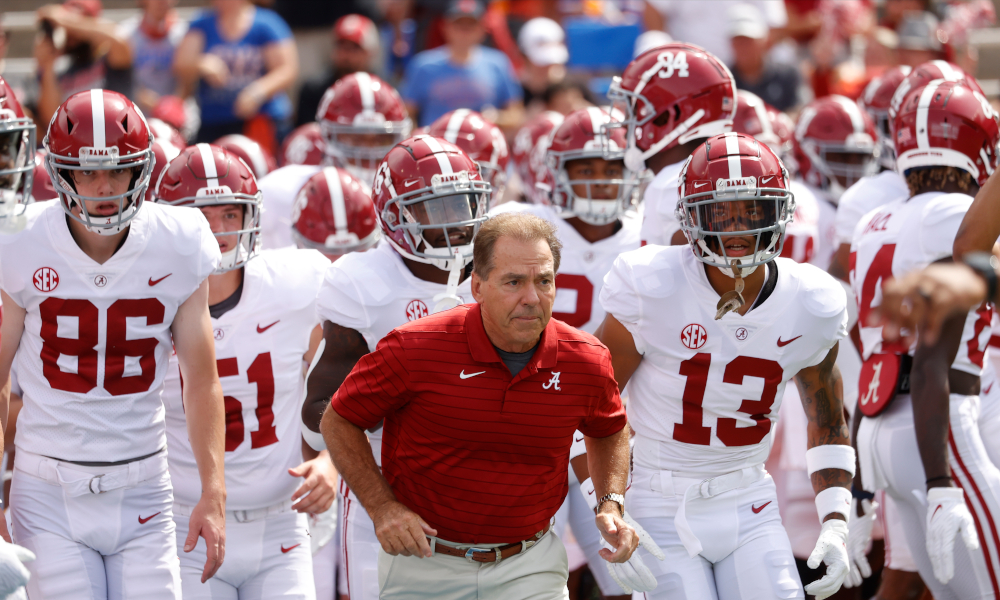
[472, 237, 555, 352]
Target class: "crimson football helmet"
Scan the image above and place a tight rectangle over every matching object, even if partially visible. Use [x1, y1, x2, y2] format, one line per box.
[606, 43, 736, 172]
[45, 89, 154, 235]
[544, 107, 637, 225]
[280, 122, 326, 167]
[372, 135, 488, 275]
[31, 151, 58, 201]
[859, 66, 912, 169]
[291, 166, 380, 257]
[511, 111, 563, 204]
[146, 139, 182, 202]
[893, 79, 999, 187]
[155, 143, 262, 271]
[428, 109, 509, 206]
[0, 76, 34, 229]
[732, 90, 794, 161]
[677, 132, 795, 277]
[317, 72, 412, 185]
[148, 117, 187, 150]
[793, 95, 879, 200]
[889, 61, 984, 120]
[214, 134, 276, 179]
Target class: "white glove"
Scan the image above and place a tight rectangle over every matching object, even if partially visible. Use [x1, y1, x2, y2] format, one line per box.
[926, 486, 979, 584]
[0, 539, 33, 599]
[308, 504, 338, 555]
[842, 498, 877, 588]
[804, 519, 850, 600]
[604, 511, 664, 593]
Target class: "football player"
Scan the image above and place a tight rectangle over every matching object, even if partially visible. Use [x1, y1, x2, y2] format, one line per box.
[510, 111, 563, 205]
[301, 135, 488, 600]
[599, 132, 854, 599]
[851, 78, 1000, 599]
[258, 72, 410, 252]
[427, 109, 509, 207]
[491, 106, 642, 597]
[280, 123, 326, 168]
[156, 144, 335, 599]
[214, 134, 277, 179]
[0, 89, 226, 599]
[606, 43, 736, 246]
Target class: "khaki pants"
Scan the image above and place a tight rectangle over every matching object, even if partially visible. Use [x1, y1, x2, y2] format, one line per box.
[378, 529, 570, 600]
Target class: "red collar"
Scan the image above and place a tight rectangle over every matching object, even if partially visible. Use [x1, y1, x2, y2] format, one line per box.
[464, 303, 558, 370]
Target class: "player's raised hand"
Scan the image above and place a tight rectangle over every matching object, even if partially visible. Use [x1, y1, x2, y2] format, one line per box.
[602, 511, 662, 593]
[805, 519, 850, 599]
[926, 487, 980, 584]
[185, 494, 226, 583]
[370, 500, 436, 558]
[843, 498, 877, 588]
[289, 452, 337, 514]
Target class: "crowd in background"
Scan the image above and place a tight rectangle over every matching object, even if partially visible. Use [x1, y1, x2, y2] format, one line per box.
[0, 0, 997, 168]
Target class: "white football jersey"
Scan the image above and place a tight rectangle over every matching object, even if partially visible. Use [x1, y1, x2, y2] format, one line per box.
[601, 246, 848, 476]
[851, 192, 991, 375]
[0, 200, 220, 462]
[639, 160, 685, 246]
[258, 164, 322, 252]
[834, 171, 910, 246]
[163, 248, 328, 509]
[781, 181, 821, 266]
[316, 242, 472, 465]
[796, 182, 838, 271]
[489, 202, 641, 334]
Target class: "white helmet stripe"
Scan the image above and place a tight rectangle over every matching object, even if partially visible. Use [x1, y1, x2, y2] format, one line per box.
[323, 167, 348, 236]
[932, 60, 962, 81]
[750, 97, 773, 139]
[90, 89, 106, 149]
[444, 109, 470, 144]
[355, 72, 375, 112]
[832, 95, 865, 133]
[421, 135, 454, 175]
[243, 141, 268, 177]
[725, 132, 742, 179]
[197, 143, 220, 188]
[916, 80, 942, 150]
[586, 106, 606, 135]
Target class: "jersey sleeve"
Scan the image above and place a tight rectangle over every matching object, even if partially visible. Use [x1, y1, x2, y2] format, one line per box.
[834, 194, 865, 246]
[330, 329, 412, 430]
[917, 193, 973, 263]
[600, 252, 646, 353]
[797, 263, 850, 368]
[183, 210, 222, 300]
[577, 364, 627, 438]
[315, 258, 371, 334]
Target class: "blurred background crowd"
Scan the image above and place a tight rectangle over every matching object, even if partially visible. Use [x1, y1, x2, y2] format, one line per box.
[2, 0, 998, 194]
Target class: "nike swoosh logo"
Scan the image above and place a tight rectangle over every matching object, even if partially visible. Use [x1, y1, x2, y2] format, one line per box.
[138, 512, 161, 524]
[281, 544, 301, 554]
[575, 435, 584, 443]
[459, 370, 486, 379]
[405, 180, 418, 187]
[148, 274, 172, 286]
[257, 320, 280, 333]
[588, 489, 595, 495]
[751, 502, 771, 514]
[777, 335, 802, 347]
[932, 505, 943, 519]
[761, 176, 774, 184]
[694, 182, 709, 188]
[985, 383, 994, 395]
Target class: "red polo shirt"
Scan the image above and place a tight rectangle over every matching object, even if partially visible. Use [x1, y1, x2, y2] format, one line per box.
[330, 303, 626, 544]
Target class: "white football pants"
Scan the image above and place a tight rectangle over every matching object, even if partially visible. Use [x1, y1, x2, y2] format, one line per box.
[340, 483, 381, 600]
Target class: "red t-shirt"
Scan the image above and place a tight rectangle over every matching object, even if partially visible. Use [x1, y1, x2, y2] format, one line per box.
[331, 303, 626, 544]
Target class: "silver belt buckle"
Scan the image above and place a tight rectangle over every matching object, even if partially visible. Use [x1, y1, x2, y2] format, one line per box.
[464, 547, 501, 563]
[88, 476, 103, 494]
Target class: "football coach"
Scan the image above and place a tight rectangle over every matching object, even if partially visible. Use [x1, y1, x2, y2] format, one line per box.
[321, 212, 637, 599]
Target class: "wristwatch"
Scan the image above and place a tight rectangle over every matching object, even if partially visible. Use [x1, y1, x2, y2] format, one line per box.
[598, 493, 625, 516]
[962, 252, 999, 303]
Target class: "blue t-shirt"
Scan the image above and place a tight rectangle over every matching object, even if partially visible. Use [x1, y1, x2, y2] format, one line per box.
[400, 46, 523, 126]
[188, 7, 292, 125]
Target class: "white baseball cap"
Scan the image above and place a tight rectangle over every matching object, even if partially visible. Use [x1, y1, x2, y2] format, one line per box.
[519, 18, 569, 67]
[728, 3, 769, 40]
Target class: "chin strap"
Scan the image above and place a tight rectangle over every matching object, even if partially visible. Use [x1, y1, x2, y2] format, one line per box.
[432, 249, 465, 312]
[715, 261, 746, 320]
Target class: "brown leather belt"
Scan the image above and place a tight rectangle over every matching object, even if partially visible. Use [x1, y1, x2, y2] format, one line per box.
[433, 524, 551, 564]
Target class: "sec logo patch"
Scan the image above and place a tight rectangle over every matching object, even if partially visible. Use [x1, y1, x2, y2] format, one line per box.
[33, 267, 59, 292]
[680, 324, 707, 350]
[406, 300, 429, 321]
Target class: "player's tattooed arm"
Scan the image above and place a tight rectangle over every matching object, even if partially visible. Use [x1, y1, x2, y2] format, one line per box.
[795, 342, 854, 501]
[911, 311, 967, 491]
[302, 320, 369, 433]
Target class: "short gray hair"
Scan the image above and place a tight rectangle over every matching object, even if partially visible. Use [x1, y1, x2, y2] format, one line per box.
[473, 212, 562, 280]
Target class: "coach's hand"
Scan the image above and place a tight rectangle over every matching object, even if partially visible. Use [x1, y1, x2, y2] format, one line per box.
[804, 519, 850, 600]
[596, 508, 639, 563]
[371, 501, 437, 558]
[603, 511, 662, 593]
[289, 452, 337, 514]
[185, 492, 226, 583]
